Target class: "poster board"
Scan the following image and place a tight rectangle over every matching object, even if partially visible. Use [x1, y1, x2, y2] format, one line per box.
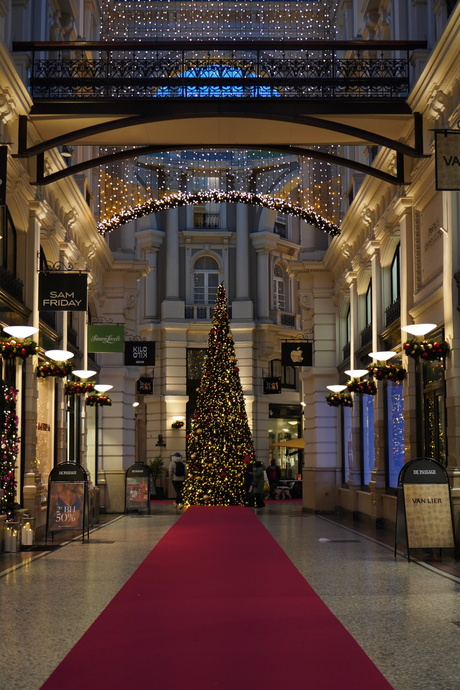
[125, 463, 152, 513]
[394, 457, 454, 561]
[47, 462, 89, 541]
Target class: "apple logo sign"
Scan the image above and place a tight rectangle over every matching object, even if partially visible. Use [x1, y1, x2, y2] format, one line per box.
[290, 347, 304, 363]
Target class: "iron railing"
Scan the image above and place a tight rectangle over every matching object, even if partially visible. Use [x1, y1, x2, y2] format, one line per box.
[13, 40, 426, 101]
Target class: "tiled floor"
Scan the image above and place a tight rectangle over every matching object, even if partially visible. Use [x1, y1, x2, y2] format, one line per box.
[1, 502, 460, 690]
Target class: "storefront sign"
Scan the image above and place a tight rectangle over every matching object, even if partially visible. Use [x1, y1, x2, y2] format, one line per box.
[125, 463, 151, 513]
[124, 341, 156, 366]
[281, 342, 312, 367]
[435, 131, 460, 190]
[263, 377, 282, 394]
[395, 457, 455, 558]
[39, 272, 88, 311]
[47, 462, 88, 534]
[137, 377, 153, 395]
[88, 324, 125, 352]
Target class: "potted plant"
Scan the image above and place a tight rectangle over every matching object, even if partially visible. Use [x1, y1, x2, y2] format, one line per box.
[149, 455, 166, 499]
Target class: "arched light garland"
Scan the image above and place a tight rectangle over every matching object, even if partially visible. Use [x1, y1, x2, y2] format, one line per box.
[97, 190, 340, 236]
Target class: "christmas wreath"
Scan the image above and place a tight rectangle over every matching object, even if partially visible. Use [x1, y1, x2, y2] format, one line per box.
[403, 339, 450, 361]
[0, 337, 39, 360]
[367, 364, 406, 384]
[326, 392, 353, 407]
[171, 420, 184, 428]
[37, 360, 73, 378]
[86, 393, 112, 407]
[65, 381, 95, 395]
[346, 378, 377, 395]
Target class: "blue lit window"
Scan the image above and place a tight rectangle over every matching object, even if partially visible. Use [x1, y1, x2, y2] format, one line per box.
[155, 65, 280, 98]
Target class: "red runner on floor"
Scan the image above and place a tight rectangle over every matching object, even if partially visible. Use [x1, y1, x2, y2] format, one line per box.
[41, 506, 392, 689]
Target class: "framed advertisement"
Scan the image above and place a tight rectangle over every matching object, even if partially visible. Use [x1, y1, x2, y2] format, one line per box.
[125, 463, 152, 513]
[46, 462, 89, 540]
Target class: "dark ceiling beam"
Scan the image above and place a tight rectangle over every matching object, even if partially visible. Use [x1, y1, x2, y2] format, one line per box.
[34, 142, 405, 187]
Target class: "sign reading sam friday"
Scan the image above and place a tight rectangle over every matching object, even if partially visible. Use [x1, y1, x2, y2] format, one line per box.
[39, 272, 88, 311]
[88, 324, 125, 353]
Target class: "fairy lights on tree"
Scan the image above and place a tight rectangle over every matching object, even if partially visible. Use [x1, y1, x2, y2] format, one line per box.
[0, 385, 20, 519]
[182, 284, 255, 505]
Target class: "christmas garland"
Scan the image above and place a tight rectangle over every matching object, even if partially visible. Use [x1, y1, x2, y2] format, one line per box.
[403, 339, 450, 361]
[346, 378, 377, 395]
[326, 391, 353, 407]
[0, 337, 38, 360]
[65, 381, 95, 395]
[86, 393, 112, 407]
[97, 190, 341, 237]
[171, 420, 184, 428]
[0, 385, 20, 520]
[367, 363, 406, 384]
[37, 360, 73, 378]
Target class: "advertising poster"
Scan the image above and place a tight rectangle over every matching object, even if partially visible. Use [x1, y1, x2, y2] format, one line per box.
[48, 482, 85, 531]
[126, 476, 150, 509]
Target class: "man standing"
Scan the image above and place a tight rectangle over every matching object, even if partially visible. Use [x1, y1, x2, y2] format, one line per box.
[266, 458, 281, 498]
[169, 452, 187, 511]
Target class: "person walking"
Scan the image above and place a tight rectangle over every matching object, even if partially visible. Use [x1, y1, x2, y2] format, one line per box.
[169, 452, 187, 511]
[252, 460, 266, 509]
[266, 458, 281, 498]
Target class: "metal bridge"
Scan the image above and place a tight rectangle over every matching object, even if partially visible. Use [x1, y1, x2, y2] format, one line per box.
[12, 39, 428, 186]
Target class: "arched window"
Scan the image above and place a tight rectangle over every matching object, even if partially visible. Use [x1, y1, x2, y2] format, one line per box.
[273, 263, 286, 311]
[0, 207, 17, 276]
[193, 256, 220, 304]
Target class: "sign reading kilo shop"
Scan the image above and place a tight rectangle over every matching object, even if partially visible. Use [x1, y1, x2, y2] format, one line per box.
[124, 341, 156, 366]
[39, 272, 88, 311]
[88, 325, 125, 353]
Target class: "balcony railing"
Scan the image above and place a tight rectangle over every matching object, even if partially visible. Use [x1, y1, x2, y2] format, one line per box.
[13, 39, 426, 101]
[385, 298, 400, 327]
[270, 310, 298, 328]
[185, 305, 232, 320]
[0, 265, 24, 303]
[193, 212, 220, 229]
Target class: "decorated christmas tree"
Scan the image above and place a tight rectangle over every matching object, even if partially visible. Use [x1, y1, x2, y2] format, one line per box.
[182, 284, 255, 505]
[0, 385, 20, 519]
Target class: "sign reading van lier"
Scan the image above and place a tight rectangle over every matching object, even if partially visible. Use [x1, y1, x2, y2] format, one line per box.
[39, 272, 87, 311]
[88, 324, 125, 353]
[435, 131, 460, 190]
[398, 457, 454, 551]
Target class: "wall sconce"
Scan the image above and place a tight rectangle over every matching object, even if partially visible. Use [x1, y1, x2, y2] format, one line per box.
[171, 416, 185, 429]
[345, 369, 368, 378]
[401, 324, 436, 337]
[45, 349, 74, 362]
[368, 351, 396, 362]
[3, 326, 39, 339]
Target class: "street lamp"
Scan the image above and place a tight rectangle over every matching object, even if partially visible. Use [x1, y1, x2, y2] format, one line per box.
[73, 369, 97, 379]
[401, 323, 436, 337]
[369, 351, 396, 362]
[345, 369, 368, 378]
[327, 385, 347, 392]
[45, 349, 74, 361]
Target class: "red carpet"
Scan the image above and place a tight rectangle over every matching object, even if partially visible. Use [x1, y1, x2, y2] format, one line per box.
[41, 506, 392, 689]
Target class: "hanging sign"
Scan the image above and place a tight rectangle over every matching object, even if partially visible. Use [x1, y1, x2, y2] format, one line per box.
[88, 324, 125, 352]
[435, 131, 460, 190]
[124, 341, 156, 366]
[0, 146, 7, 205]
[263, 377, 282, 394]
[281, 342, 312, 367]
[395, 457, 455, 559]
[39, 272, 87, 311]
[137, 376, 153, 395]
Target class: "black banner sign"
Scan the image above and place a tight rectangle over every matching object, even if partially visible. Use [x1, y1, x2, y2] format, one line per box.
[281, 342, 312, 367]
[124, 341, 156, 366]
[263, 377, 282, 394]
[39, 272, 88, 311]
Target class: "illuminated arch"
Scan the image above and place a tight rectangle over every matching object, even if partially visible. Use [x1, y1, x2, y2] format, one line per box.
[97, 190, 340, 236]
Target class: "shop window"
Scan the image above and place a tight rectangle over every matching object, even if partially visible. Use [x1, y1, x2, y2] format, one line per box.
[269, 359, 297, 390]
[386, 381, 404, 488]
[0, 206, 17, 276]
[361, 394, 375, 486]
[386, 244, 401, 326]
[342, 405, 352, 485]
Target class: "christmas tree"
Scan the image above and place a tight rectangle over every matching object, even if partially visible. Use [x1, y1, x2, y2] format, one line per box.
[0, 385, 19, 519]
[182, 284, 255, 505]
